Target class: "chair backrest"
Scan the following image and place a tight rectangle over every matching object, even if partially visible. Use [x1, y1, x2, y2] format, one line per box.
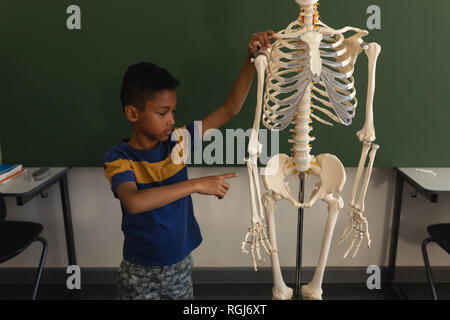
[0, 193, 6, 225]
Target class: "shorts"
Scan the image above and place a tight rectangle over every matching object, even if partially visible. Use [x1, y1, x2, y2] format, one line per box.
[117, 255, 194, 300]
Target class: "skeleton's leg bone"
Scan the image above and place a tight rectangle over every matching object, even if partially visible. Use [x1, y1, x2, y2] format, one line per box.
[301, 193, 344, 300]
[262, 193, 293, 300]
[355, 144, 380, 212]
[350, 141, 371, 206]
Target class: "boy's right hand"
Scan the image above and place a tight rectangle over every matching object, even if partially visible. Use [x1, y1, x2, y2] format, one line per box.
[193, 173, 239, 199]
[248, 30, 276, 55]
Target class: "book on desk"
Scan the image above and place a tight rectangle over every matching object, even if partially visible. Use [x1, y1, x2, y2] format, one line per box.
[0, 164, 27, 185]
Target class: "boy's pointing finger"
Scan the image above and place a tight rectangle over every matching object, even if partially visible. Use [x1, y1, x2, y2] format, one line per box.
[220, 173, 239, 180]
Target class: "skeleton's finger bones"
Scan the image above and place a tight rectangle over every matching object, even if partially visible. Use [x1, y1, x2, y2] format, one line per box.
[339, 210, 371, 258]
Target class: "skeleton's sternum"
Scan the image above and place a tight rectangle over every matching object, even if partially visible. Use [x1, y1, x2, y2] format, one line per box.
[291, 84, 313, 173]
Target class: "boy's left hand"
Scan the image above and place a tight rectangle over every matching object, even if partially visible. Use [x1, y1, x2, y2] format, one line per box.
[248, 30, 276, 55]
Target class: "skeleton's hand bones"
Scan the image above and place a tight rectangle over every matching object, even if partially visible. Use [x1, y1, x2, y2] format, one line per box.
[241, 222, 273, 271]
[338, 209, 371, 258]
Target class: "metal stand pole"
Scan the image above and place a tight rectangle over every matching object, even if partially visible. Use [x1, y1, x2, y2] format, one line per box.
[294, 173, 306, 300]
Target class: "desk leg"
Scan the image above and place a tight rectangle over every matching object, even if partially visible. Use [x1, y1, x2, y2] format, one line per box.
[59, 173, 77, 266]
[387, 170, 405, 299]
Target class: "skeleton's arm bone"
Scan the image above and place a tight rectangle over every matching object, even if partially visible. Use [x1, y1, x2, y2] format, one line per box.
[248, 52, 269, 159]
[242, 51, 278, 269]
[339, 40, 381, 259]
[355, 145, 379, 212]
[247, 51, 270, 226]
[356, 42, 381, 143]
[350, 141, 371, 206]
[349, 42, 381, 210]
[246, 160, 262, 224]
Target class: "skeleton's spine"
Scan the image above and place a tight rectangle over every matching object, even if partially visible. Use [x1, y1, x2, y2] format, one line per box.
[291, 85, 313, 173]
[299, 1, 320, 32]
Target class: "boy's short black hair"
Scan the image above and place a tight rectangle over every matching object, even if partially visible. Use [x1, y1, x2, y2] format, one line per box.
[120, 62, 180, 111]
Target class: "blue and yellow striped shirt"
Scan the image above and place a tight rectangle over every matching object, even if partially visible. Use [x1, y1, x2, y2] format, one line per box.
[103, 123, 202, 266]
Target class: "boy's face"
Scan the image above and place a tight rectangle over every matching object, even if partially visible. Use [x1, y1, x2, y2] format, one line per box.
[129, 89, 177, 143]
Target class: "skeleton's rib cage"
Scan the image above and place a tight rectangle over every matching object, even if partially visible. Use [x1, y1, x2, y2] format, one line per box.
[262, 33, 357, 132]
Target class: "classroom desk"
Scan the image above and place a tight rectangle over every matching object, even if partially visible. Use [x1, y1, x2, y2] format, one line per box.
[0, 167, 76, 265]
[388, 167, 450, 299]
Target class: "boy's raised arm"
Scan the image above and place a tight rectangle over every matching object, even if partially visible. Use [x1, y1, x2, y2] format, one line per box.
[201, 30, 276, 136]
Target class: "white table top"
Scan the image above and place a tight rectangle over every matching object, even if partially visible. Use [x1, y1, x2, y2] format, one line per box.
[398, 168, 450, 192]
[0, 167, 68, 195]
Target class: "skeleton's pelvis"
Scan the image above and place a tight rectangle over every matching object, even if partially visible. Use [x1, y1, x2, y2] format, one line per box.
[262, 153, 346, 208]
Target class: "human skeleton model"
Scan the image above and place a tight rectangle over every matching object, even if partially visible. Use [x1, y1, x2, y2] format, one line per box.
[241, 0, 381, 300]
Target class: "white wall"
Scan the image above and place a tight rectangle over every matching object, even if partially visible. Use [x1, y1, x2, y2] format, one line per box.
[1, 167, 450, 269]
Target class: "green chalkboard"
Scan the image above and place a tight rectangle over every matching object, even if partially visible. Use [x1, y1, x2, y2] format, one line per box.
[1, 0, 449, 167]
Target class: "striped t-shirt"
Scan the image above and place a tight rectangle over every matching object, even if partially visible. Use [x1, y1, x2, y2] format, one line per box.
[103, 123, 202, 266]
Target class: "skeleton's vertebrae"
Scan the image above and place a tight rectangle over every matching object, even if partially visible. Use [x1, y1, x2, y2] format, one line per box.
[298, 0, 319, 31]
[291, 85, 313, 172]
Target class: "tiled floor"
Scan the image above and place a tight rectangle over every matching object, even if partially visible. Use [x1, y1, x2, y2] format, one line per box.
[0, 282, 449, 300]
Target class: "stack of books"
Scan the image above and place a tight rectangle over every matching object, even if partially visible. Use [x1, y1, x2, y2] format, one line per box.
[0, 164, 27, 185]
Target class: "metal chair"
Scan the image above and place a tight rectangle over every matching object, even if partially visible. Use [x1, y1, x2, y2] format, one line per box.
[0, 193, 48, 300]
[421, 223, 450, 300]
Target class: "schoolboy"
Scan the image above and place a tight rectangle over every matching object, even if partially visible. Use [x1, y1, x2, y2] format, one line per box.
[103, 30, 275, 300]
